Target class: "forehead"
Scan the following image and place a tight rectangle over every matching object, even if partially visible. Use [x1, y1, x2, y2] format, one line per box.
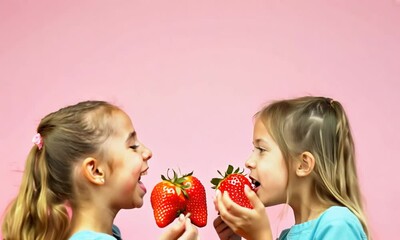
[109, 110, 135, 135]
[253, 117, 276, 144]
[253, 117, 268, 135]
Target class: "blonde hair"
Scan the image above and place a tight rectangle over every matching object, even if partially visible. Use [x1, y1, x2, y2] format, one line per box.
[2, 100, 119, 240]
[257, 96, 369, 237]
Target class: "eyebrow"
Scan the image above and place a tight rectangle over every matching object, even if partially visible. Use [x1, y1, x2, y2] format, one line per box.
[126, 131, 137, 143]
[253, 138, 270, 147]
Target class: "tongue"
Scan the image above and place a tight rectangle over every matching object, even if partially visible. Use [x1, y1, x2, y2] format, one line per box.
[139, 181, 147, 193]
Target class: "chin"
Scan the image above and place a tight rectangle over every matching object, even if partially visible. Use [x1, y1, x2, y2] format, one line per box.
[134, 198, 144, 208]
[122, 199, 143, 209]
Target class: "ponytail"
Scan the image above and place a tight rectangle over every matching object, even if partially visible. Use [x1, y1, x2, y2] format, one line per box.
[2, 146, 69, 240]
[329, 101, 370, 238]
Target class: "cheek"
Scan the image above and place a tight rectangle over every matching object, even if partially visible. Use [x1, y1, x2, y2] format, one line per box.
[123, 157, 142, 190]
[122, 180, 137, 194]
[261, 161, 287, 188]
[130, 160, 142, 175]
[262, 174, 282, 191]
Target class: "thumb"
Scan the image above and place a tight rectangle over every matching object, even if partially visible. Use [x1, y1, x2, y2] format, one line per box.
[244, 184, 263, 209]
[178, 217, 198, 240]
[159, 214, 186, 240]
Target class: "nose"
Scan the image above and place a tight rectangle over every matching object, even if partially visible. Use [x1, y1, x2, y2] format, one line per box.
[141, 145, 152, 161]
[245, 153, 255, 169]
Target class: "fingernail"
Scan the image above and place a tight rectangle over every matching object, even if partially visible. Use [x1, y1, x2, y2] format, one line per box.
[223, 190, 229, 197]
[216, 190, 221, 198]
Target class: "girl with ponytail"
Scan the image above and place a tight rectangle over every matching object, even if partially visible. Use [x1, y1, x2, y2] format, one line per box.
[214, 96, 369, 240]
[2, 100, 198, 240]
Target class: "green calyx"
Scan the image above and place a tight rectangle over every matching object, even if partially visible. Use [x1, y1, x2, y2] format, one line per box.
[210, 165, 245, 189]
[161, 169, 193, 198]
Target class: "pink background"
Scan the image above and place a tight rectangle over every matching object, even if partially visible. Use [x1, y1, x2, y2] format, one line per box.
[1, 1, 399, 239]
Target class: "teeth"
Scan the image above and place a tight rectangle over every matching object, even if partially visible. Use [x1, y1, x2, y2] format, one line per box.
[251, 179, 261, 188]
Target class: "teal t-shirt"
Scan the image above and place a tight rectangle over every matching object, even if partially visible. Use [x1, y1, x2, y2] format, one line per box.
[69, 224, 122, 240]
[279, 206, 367, 240]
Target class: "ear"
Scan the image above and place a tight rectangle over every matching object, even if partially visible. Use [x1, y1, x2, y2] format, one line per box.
[81, 157, 106, 185]
[295, 151, 315, 177]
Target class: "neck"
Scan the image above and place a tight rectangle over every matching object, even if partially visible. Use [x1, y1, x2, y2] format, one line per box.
[288, 177, 330, 224]
[290, 201, 328, 224]
[69, 201, 117, 237]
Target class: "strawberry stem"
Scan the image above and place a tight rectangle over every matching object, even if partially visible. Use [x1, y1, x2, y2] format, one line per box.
[161, 169, 191, 199]
[211, 165, 247, 189]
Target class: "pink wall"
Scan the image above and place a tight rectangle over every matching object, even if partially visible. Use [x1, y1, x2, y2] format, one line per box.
[1, 1, 399, 239]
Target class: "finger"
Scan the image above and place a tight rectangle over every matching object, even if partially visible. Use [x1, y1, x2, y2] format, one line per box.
[185, 212, 192, 219]
[213, 216, 223, 228]
[217, 191, 244, 223]
[213, 190, 221, 212]
[178, 218, 198, 240]
[215, 190, 228, 216]
[218, 191, 238, 220]
[214, 219, 230, 234]
[216, 191, 230, 218]
[159, 214, 185, 240]
[220, 191, 247, 216]
[244, 185, 264, 210]
[218, 227, 237, 240]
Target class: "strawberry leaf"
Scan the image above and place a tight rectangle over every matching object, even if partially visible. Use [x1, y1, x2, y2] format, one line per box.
[227, 165, 234, 174]
[210, 178, 221, 189]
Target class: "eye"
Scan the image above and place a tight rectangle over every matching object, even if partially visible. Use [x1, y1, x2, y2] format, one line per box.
[254, 147, 266, 153]
[130, 144, 140, 151]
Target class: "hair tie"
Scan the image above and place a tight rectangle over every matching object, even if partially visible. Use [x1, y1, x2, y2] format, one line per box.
[32, 133, 43, 150]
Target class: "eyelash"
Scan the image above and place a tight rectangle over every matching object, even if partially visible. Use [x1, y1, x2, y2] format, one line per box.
[130, 144, 140, 150]
[254, 147, 266, 153]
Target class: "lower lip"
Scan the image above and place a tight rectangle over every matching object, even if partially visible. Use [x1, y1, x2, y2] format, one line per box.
[139, 181, 147, 193]
[253, 186, 259, 193]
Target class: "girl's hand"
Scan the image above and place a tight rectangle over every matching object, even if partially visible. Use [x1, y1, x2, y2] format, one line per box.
[214, 185, 272, 240]
[213, 216, 241, 240]
[159, 214, 199, 240]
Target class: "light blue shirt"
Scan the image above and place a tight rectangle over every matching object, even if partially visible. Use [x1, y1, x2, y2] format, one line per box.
[69, 231, 116, 240]
[278, 206, 367, 240]
[69, 224, 122, 240]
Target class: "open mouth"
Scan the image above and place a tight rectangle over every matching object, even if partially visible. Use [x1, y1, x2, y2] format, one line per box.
[138, 168, 149, 193]
[139, 168, 149, 181]
[249, 176, 261, 189]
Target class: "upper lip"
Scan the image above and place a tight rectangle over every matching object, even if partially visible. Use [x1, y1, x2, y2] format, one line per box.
[141, 167, 149, 174]
[139, 167, 149, 180]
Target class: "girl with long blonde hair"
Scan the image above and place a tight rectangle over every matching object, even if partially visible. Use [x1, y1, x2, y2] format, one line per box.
[214, 96, 369, 240]
[2, 100, 198, 240]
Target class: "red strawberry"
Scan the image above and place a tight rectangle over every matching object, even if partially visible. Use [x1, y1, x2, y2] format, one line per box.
[211, 165, 254, 209]
[182, 173, 207, 227]
[150, 174, 186, 228]
[150, 170, 207, 228]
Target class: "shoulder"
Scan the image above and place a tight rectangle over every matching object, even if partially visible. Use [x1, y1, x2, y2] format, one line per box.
[315, 206, 367, 239]
[69, 230, 117, 240]
[318, 206, 362, 227]
[278, 206, 367, 240]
